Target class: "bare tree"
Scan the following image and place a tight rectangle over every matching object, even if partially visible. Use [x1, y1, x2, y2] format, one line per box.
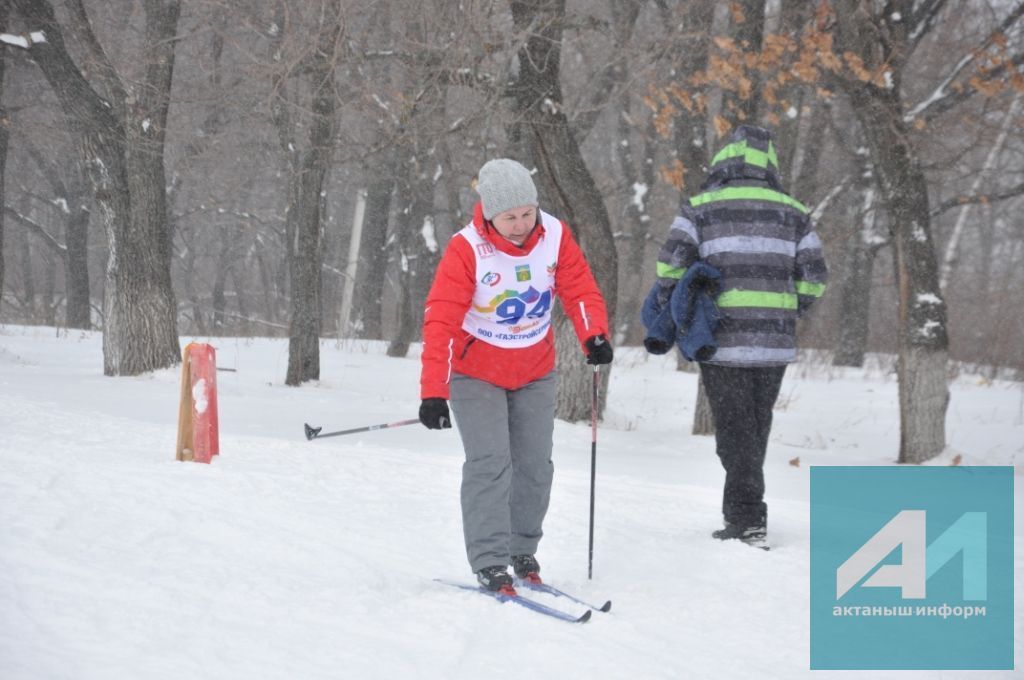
[647, 0, 1024, 460]
[19, 142, 91, 328]
[10, 0, 182, 374]
[510, 0, 619, 421]
[832, 148, 887, 367]
[829, 1, 952, 462]
[385, 10, 449, 358]
[351, 152, 396, 340]
[270, 2, 343, 385]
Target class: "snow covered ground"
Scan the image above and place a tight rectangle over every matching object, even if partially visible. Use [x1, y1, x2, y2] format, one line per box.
[1, 324, 1020, 680]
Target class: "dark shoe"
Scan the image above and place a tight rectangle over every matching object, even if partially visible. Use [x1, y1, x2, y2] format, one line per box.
[712, 522, 767, 549]
[476, 565, 514, 592]
[511, 554, 541, 580]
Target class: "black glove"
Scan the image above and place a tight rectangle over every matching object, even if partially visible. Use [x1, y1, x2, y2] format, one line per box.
[419, 398, 451, 430]
[584, 334, 614, 365]
[643, 337, 671, 355]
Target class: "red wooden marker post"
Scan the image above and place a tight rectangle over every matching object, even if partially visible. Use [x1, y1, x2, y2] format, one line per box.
[175, 343, 220, 463]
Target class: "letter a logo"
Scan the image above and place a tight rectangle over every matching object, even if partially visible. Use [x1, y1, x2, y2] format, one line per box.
[836, 510, 987, 601]
[837, 510, 927, 599]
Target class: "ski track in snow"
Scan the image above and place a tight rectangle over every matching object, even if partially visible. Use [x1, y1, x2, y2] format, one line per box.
[0, 326, 1021, 680]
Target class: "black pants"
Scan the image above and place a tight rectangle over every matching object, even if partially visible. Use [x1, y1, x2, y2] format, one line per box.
[699, 363, 786, 529]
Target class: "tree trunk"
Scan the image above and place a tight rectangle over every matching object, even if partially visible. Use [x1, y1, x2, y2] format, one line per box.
[232, 267, 251, 336]
[211, 230, 232, 334]
[354, 165, 395, 340]
[510, 0, 618, 422]
[0, 1, 7, 308]
[832, 239, 876, 368]
[892, 191, 949, 462]
[110, 0, 182, 372]
[256, 250, 277, 329]
[606, 1, 653, 345]
[64, 203, 91, 328]
[285, 13, 341, 385]
[660, 0, 716, 430]
[17, 224, 35, 318]
[42, 250, 58, 325]
[614, 116, 657, 346]
[285, 166, 327, 383]
[385, 15, 447, 359]
[386, 136, 440, 358]
[834, 158, 883, 368]
[897, 345, 949, 462]
[791, 100, 828, 201]
[692, 375, 715, 436]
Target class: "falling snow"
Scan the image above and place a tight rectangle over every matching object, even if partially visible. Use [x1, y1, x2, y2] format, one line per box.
[422, 216, 438, 253]
[0, 33, 28, 48]
[919, 320, 942, 338]
[631, 182, 649, 213]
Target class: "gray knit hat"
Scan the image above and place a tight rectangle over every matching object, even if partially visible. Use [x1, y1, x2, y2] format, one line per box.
[475, 158, 538, 220]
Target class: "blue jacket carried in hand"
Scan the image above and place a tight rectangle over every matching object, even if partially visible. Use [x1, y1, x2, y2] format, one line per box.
[641, 262, 722, 362]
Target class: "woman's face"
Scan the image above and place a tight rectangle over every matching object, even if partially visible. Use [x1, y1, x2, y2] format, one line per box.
[490, 205, 537, 246]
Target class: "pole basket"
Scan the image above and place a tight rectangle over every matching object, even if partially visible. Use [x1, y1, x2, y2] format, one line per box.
[175, 342, 220, 463]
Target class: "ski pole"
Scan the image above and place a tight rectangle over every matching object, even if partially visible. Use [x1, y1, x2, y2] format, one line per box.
[304, 418, 420, 441]
[588, 364, 599, 580]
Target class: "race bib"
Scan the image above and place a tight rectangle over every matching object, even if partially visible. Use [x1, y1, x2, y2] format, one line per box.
[459, 212, 563, 349]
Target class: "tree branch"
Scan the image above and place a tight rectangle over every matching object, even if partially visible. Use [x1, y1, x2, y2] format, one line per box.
[4, 206, 67, 257]
[810, 177, 851, 222]
[930, 180, 1024, 218]
[62, 0, 128, 112]
[22, 138, 69, 199]
[908, 0, 950, 53]
[906, 1, 1024, 122]
[10, 0, 123, 134]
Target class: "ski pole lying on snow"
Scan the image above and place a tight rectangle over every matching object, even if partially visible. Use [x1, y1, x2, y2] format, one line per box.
[304, 418, 420, 441]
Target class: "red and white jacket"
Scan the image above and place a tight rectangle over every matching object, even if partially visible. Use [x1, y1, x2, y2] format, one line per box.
[420, 203, 609, 399]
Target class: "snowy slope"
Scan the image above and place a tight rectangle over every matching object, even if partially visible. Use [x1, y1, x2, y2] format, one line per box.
[0, 325, 1020, 680]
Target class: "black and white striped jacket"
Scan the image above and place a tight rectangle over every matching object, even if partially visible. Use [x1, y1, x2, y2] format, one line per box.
[654, 125, 827, 366]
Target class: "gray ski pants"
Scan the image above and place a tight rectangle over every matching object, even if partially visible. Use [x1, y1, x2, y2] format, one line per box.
[448, 371, 557, 573]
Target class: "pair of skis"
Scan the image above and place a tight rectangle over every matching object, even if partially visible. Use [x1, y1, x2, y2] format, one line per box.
[435, 578, 611, 624]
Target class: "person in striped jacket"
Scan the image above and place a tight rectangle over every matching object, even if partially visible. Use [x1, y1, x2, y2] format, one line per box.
[419, 158, 612, 590]
[649, 125, 827, 547]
